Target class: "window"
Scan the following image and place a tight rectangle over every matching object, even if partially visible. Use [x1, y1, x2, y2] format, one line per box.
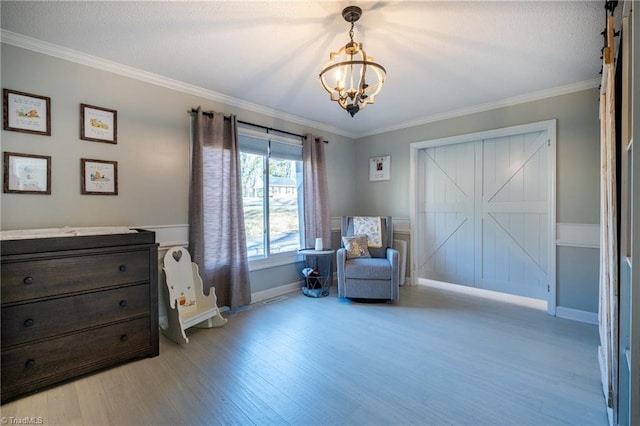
[239, 130, 304, 264]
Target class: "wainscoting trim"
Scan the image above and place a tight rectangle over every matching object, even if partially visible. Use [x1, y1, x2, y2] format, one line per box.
[330, 217, 341, 232]
[138, 224, 188, 248]
[331, 216, 410, 234]
[556, 223, 600, 249]
[141, 221, 600, 248]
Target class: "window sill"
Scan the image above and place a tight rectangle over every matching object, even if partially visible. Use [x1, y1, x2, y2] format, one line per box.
[248, 252, 304, 271]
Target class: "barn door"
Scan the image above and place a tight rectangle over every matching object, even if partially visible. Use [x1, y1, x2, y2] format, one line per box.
[414, 122, 554, 305]
[480, 131, 550, 299]
[597, 14, 619, 425]
[417, 142, 476, 286]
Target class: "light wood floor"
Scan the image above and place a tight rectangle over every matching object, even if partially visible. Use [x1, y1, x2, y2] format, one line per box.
[1, 284, 608, 425]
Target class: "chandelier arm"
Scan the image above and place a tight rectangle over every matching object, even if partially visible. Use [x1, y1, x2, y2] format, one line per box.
[320, 60, 386, 76]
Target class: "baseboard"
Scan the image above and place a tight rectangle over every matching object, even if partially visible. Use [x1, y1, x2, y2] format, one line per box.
[251, 281, 302, 304]
[160, 281, 301, 326]
[555, 306, 598, 325]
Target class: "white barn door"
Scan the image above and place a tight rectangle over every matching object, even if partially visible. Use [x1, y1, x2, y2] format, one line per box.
[413, 121, 555, 307]
[480, 131, 549, 300]
[417, 142, 476, 286]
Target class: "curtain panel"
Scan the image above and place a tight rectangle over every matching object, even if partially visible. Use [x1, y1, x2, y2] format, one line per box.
[302, 134, 331, 250]
[189, 108, 251, 310]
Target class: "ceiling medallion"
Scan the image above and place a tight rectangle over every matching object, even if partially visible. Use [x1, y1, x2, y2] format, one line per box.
[319, 5, 386, 117]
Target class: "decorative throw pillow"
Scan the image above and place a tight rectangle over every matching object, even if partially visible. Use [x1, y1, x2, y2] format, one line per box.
[342, 235, 371, 259]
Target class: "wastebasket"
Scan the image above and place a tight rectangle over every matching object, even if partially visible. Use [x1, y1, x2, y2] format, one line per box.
[301, 267, 330, 298]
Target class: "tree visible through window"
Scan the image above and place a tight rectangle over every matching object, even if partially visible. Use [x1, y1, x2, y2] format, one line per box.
[240, 132, 303, 259]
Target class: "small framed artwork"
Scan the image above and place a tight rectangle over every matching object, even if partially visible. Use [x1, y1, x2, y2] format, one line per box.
[81, 158, 118, 195]
[369, 155, 391, 181]
[3, 89, 51, 136]
[80, 103, 117, 144]
[3, 152, 51, 194]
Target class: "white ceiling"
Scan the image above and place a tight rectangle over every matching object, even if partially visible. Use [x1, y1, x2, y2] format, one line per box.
[1, 1, 605, 138]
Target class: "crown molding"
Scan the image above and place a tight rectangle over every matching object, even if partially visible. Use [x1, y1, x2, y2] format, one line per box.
[2, 30, 599, 141]
[1, 30, 356, 139]
[357, 78, 601, 138]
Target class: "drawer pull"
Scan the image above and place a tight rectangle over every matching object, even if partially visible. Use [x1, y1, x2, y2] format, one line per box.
[119, 300, 127, 308]
[120, 334, 128, 342]
[23, 318, 34, 327]
[25, 359, 35, 369]
[119, 265, 127, 272]
[23, 276, 33, 285]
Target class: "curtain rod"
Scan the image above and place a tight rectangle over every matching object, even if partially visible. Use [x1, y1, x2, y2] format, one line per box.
[189, 109, 329, 143]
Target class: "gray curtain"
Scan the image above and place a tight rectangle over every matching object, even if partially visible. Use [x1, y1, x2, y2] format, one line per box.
[303, 134, 331, 249]
[189, 107, 251, 310]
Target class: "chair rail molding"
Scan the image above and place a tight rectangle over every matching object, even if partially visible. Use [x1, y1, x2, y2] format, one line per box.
[331, 216, 410, 234]
[138, 224, 188, 249]
[556, 223, 600, 248]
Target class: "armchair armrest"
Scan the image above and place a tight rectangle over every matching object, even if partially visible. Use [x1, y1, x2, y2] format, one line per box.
[386, 247, 399, 265]
[337, 248, 347, 276]
[337, 247, 347, 262]
[337, 248, 347, 298]
[386, 247, 400, 288]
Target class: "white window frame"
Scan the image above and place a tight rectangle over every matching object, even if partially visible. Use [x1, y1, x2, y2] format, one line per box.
[239, 127, 304, 271]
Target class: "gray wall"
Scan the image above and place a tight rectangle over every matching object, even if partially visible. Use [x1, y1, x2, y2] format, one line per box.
[0, 43, 355, 292]
[0, 44, 357, 228]
[354, 89, 601, 313]
[1, 43, 601, 314]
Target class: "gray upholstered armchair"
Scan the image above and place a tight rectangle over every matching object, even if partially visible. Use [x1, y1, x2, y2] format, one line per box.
[337, 216, 400, 301]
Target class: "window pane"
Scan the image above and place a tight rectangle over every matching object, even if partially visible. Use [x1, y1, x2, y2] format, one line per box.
[268, 158, 301, 254]
[241, 152, 265, 257]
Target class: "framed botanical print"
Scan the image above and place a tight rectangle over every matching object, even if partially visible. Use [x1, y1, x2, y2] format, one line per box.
[80, 103, 117, 144]
[81, 158, 118, 195]
[3, 89, 51, 136]
[3, 152, 51, 194]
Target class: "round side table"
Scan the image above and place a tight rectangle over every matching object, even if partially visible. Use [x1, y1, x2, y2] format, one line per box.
[298, 248, 335, 297]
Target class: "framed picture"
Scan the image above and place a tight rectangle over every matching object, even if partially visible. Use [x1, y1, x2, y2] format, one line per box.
[3, 89, 51, 136]
[369, 155, 391, 181]
[80, 103, 117, 144]
[81, 158, 118, 195]
[3, 152, 51, 194]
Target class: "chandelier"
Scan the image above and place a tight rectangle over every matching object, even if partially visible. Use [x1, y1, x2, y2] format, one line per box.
[319, 5, 386, 117]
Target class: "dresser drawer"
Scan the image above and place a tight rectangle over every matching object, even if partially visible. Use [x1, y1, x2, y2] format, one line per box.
[1, 284, 150, 348]
[1, 250, 149, 304]
[1, 317, 151, 400]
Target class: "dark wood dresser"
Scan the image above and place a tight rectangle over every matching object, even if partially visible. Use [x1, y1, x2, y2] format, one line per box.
[1, 229, 159, 403]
